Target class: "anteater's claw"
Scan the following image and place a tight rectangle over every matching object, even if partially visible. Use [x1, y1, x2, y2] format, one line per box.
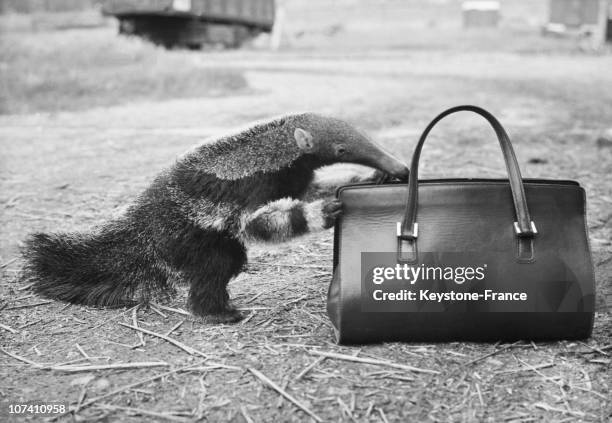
[322, 199, 343, 229]
[191, 308, 244, 324]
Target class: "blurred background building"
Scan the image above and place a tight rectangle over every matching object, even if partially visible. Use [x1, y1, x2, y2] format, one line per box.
[0, 0, 610, 49]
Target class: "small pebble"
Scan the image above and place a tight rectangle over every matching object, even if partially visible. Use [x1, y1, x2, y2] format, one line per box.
[93, 377, 111, 391]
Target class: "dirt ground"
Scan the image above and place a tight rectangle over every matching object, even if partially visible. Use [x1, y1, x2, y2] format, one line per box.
[1, 1, 612, 421]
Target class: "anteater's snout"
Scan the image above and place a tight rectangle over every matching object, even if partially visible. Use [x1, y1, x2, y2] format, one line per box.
[390, 163, 409, 180]
[376, 152, 409, 180]
[352, 135, 409, 180]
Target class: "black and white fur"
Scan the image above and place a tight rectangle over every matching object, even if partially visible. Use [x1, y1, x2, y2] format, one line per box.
[22, 113, 408, 322]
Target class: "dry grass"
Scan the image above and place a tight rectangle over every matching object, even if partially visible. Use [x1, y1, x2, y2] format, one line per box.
[1, 237, 610, 421]
[1, 1, 611, 421]
[0, 27, 248, 115]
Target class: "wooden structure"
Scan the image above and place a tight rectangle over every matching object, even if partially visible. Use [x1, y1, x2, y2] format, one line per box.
[102, 0, 275, 48]
[462, 1, 500, 28]
[544, 0, 610, 45]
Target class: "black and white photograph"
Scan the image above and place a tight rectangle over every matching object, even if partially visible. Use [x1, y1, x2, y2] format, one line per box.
[1, 0, 611, 421]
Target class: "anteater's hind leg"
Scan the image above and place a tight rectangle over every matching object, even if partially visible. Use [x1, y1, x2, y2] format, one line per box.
[183, 233, 247, 323]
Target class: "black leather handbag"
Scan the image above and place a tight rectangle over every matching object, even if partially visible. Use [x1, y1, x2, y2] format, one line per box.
[328, 105, 595, 344]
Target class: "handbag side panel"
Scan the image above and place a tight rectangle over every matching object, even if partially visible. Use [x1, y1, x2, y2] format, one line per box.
[331, 181, 595, 344]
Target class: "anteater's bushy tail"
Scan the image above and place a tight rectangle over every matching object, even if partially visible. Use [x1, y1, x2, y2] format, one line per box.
[22, 231, 140, 308]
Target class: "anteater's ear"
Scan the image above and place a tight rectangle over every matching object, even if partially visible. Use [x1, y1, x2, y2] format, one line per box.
[294, 128, 315, 152]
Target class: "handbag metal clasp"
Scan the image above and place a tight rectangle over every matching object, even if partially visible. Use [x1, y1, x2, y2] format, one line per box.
[397, 222, 418, 240]
[514, 221, 538, 237]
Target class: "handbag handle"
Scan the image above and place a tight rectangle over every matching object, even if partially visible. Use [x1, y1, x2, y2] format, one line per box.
[398, 105, 537, 261]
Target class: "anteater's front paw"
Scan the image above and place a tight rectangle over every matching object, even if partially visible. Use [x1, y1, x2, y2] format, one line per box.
[195, 308, 244, 324]
[322, 199, 343, 229]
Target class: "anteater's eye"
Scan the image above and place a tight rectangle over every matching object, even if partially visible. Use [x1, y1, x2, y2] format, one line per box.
[336, 145, 347, 156]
